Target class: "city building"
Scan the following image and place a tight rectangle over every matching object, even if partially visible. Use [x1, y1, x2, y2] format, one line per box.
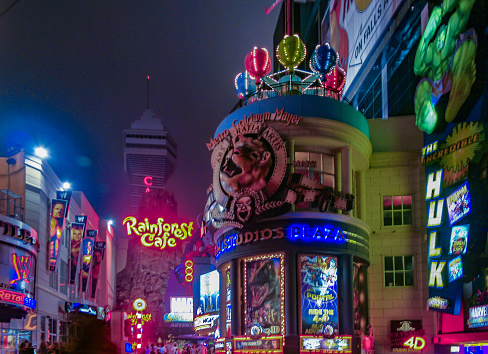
[123, 108, 177, 218]
[202, 0, 488, 351]
[0, 150, 116, 353]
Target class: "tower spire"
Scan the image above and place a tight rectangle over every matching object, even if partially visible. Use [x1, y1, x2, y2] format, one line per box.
[146, 75, 150, 109]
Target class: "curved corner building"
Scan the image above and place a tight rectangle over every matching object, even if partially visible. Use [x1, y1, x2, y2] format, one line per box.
[204, 84, 373, 353]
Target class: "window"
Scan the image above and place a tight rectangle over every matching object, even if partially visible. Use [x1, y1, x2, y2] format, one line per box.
[40, 315, 46, 342]
[384, 255, 414, 287]
[48, 317, 57, 344]
[383, 195, 412, 226]
[59, 261, 68, 295]
[294, 151, 335, 187]
[49, 271, 58, 291]
[59, 321, 68, 343]
[294, 151, 335, 210]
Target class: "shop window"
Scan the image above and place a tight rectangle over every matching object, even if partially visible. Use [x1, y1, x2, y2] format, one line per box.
[59, 261, 68, 295]
[59, 322, 68, 343]
[384, 255, 414, 287]
[383, 195, 412, 226]
[48, 317, 57, 344]
[40, 315, 46, 342]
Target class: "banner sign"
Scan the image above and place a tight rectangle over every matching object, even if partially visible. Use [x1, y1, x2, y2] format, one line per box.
[299, 335, 352, 353]
[91, 241, 105, 298]
[244, 254, 285, 336]
[389, 320, 425, 351]
[299, 255, 339, 335]
[467, 304, 488, 328]
[234, 335, 283, 353]
[81, 231, 96, 292]
[69, 216, 87, 284]
[49, 199, 68, 271]
[56, 191, 72, 215]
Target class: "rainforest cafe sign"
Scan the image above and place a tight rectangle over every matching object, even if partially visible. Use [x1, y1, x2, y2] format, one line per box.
[123, 217, 194, 251]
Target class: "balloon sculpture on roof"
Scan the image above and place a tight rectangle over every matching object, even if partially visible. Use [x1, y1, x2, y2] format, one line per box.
[276, 34, 307, 72]
[235, 38, 346, 98]
[310, 43, 346, 94]
[235, 71, 257, 98]
[244, 47, 272, 84]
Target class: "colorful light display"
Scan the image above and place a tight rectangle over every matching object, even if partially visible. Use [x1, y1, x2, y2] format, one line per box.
[244, 47, 272, 84]
[123, 216, 194, 251]
[10, 254, 32, 284]
[276, 35, 306, 72]
[200, 270, 220, 314]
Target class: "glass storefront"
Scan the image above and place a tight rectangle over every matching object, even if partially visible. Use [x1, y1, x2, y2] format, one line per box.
[1, 329, 32, 354]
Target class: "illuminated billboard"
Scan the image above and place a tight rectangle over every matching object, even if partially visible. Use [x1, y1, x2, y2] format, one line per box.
[244, 254, 285, 336]
[200, 270, 220, 314]
[448, 256, 464, 283]
[299, 255, 339, 335]
[446, 182, 472, 226]
[449, 225, 469, 255]
[299, 335, 352, 353]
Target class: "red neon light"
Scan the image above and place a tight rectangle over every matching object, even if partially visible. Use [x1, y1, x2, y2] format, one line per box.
[143, 176, 153, 186]
[10, 254, 32, 284]
[0, 289, 25, 306]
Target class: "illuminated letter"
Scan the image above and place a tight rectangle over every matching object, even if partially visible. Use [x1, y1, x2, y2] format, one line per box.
[144, 176, 153, 186]
[426, 169, 443, 200]
[123, 216, 138, 236]
[429, 261, 446, 288]
[428, 231, 441, 257]
[427, 199, 444, 227]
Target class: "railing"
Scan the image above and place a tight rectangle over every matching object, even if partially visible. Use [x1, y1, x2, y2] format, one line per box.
[230, 69, 352, 113]
[0, 189, 23, 221]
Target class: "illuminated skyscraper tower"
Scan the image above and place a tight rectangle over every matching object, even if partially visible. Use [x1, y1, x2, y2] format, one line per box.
[123, 108, 177, 217]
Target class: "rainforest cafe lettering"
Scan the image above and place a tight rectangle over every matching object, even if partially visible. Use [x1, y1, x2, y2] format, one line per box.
[123, 217, 194, 250]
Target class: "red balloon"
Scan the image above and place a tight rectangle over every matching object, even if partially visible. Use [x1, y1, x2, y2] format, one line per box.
[324, 66, 346, 93]
[244, 47, 272, 84]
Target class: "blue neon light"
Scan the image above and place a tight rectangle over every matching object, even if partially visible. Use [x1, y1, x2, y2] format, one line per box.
[24, 297, 36, 310]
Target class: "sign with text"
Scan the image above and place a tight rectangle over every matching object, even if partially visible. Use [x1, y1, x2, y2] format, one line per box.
[299, 255, 339, 335]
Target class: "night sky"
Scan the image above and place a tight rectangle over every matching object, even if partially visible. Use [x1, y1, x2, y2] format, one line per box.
[0, 0, 280, 226]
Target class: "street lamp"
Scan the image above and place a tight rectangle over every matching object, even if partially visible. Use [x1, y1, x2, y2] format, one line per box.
[62, 182, 71, 190]
[34, 147, 48, 158]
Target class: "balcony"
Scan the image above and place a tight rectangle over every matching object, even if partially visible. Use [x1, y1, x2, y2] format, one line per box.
[0, 189, 24, 221]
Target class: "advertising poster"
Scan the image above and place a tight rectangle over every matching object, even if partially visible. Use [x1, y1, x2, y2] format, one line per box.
[321, 0, 407, 96]
[199, 270, 220, 314]
[226, 267, 231, 336]
[49, 199, 68, 271]
[447, 181, 472, 226]
[449, 225, 469, 255]
[299, 255, 339, 335]
[81, 231, 96, 292]
[69, 216, 87, 284]
[90, 242, 106, 298]
[244, 254, 284, 336]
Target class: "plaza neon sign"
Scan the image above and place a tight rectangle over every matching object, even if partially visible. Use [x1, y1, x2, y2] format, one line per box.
[123, 217, 194, 251]
[216, 224, 347, 260]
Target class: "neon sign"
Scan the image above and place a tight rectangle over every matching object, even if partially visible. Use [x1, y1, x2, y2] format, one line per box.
[123, 217, 194, 251]
[427, 296, 449, 310]
[402, 336, 426, 351]
[0, 289, 36, 309]
[127, 312, 151, 325]
[144, 176, 152, 193]
[10, 254, 33, 284]
[216, 224, 350, 260]
[184, 260, 193, 282]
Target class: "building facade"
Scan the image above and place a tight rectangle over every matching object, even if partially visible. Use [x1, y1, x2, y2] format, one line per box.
[0, 151, 116, 353]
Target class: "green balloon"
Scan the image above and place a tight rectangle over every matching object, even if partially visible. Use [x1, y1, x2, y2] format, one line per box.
[276, 35, 306, 71]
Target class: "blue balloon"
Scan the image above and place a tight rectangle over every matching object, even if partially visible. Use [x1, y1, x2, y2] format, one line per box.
[235, 71, 257, 98]
[310, 43, 338, 80]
